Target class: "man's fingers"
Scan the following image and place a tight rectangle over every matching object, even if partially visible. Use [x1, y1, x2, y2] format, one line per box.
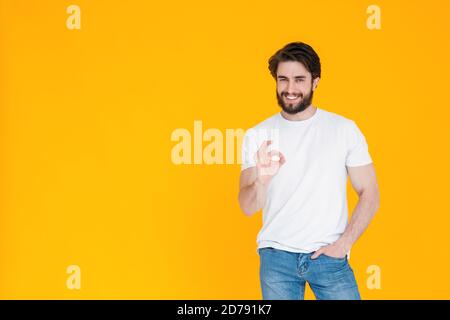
[259, 140, 272, 154]
[267, 150, 279, 161]
[257, 140, 273, 163]
[277, 152, 286, 165]
[268, 151, 286, 165]
[260, 140, 272, 153]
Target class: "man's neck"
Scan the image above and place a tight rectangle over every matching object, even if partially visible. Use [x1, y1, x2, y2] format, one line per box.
[280, 105, 317, 121]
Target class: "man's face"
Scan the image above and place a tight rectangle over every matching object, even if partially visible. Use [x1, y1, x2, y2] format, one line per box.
[276, 61, 318, 114]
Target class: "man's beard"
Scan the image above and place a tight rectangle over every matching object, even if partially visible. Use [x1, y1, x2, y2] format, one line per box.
[276, 89, 314, 115]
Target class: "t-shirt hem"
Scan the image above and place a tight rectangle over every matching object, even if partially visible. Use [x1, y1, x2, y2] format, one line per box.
[256, 240, 315, 254]
[256, 240, 353, 259]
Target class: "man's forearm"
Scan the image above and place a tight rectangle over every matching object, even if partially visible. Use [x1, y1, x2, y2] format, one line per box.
[238, 179, 269, 216]
[337, 191, 380, 251]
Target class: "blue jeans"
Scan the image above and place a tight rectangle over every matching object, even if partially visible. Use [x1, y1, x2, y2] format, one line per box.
[258, 247, 361, 300]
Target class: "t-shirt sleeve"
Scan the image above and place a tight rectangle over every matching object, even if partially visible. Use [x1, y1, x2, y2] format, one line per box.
[345, 120, 373, 167]
[241, 128, 258, 171]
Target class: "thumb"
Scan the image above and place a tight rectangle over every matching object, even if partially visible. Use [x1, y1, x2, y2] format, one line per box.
[311, 250, 322, 260]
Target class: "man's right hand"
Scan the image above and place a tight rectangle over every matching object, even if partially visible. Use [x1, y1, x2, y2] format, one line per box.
[255, 140, 286, 185]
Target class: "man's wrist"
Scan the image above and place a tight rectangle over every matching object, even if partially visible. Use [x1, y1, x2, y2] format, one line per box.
[336, 236, 353, 253]
[255, 176, 270, 188]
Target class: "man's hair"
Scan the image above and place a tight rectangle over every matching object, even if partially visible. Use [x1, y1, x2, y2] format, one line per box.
[268, 42, 321, 81]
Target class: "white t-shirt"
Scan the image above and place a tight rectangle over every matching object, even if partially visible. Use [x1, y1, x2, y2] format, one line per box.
[241, 107, 373, 253]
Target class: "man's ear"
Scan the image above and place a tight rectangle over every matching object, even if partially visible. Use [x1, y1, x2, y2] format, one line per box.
[312, 77, 320, 91]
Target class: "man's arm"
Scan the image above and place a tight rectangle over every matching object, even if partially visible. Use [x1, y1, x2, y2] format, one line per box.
[311, 163, 380, 259]
[238, 167, 270, 216]
[238, 140, 286, 217]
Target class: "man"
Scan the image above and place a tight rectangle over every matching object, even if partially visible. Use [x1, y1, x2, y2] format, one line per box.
[238, 42, 380, 300]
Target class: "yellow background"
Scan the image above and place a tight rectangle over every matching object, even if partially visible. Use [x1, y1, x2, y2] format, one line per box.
[1, 0, 449, 299]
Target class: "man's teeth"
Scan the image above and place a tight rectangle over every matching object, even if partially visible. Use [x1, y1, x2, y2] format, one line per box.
[286, 95, 299, 100]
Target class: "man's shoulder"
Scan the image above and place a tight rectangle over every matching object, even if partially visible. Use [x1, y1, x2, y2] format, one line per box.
[319, 108, 356, 128]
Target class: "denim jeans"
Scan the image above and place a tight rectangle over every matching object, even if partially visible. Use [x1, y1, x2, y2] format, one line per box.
[258, 247, 361, 300]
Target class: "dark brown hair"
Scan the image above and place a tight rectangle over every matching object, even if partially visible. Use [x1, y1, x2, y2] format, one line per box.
[268, 42, 321, 80]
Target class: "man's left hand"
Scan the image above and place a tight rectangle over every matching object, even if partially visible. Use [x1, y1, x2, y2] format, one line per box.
[310, 240, 350, 260]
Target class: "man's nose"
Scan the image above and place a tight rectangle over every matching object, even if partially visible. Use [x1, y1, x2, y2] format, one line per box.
[287, 81, 295, 93]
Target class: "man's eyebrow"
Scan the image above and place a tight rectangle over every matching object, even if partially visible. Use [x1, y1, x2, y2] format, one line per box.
[277, 75, 307, 79]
